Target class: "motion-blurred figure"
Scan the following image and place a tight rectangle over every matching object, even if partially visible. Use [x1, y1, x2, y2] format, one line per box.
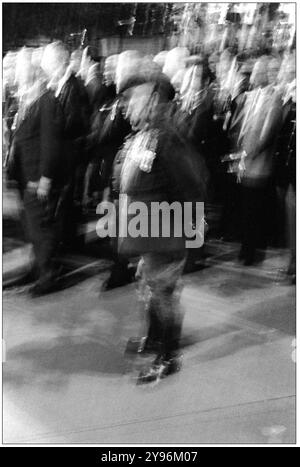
[79, 46, 109, 209]
[3, 51, 18, 166]
[69, 49, 83, 76]
[178, 58, 215, 169]
[274, 54, 296, 282]
[207, 51, 219, 83]
[115, 67, 207, 384]
[42, 41, 89, 251]
[67, 48, 91, 207]
[79, 45, 102, 113]
[237, 56, 283, 264]
[96, 53, 135, 290]
[8, 47, 65, 296]
[220, 59, 252, 241]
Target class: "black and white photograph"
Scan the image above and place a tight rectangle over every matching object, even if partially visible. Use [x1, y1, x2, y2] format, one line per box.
[1, 1, 297, 446]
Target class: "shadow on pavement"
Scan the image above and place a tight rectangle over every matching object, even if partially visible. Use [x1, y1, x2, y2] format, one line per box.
[5, 335, 129, 385]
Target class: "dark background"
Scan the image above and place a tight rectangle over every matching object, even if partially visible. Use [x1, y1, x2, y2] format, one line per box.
[2, 2, 175, 51]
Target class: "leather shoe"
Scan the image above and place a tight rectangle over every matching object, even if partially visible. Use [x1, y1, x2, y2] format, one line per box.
[137, 355, 182, 385]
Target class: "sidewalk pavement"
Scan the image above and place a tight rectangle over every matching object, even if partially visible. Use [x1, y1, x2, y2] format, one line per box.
[3, 245, 296, 444]
[3, 216, 291, 286]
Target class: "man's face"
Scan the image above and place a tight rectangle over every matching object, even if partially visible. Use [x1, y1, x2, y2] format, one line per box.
[70, 51, 82, 74]
[278, 61, 295, 86]
[250, 62, 268, 88]
[42, 47, 67, 81]
[123, 83, 154, 131]
[15, 51, 33, 87]
[208, 55, 217, 74]
[267, 61, 280, 85]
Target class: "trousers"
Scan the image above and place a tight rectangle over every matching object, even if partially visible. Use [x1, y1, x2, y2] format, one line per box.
[23, 189, 63, 281]
[137, 251, 187, 359]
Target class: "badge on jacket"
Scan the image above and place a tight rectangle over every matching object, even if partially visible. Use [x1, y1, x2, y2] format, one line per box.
[124, 129, 158, 174]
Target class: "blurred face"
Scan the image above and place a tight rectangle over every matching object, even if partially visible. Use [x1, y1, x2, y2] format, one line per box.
[208, 55, 218, 74]
[70, 51, 82, 74]
[42, 46, 68, 81]
[15, 51, 34, 88]
[32, 47, 44, 69]
[267, 61, 280, 85]
[278, 60, 295, 86]
[250, 62, 268, 88]
[216, 59, 231, 82]
[123, 83, 154, 131]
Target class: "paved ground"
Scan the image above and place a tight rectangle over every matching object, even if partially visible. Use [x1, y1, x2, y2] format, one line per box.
[3, 242, 296, 445]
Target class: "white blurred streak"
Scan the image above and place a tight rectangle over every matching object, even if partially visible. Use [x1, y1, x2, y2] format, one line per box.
[163, 47, 189, 81]
[115, 50, 142, 93]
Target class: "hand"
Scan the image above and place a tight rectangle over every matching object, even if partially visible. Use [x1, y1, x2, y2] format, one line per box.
[237, 151, 247, 183]
[37, 176, 52, 201]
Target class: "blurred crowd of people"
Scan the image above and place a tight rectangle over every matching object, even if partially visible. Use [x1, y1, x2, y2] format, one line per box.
[2, 39, 296, 384]
[3, 41, 296, 275]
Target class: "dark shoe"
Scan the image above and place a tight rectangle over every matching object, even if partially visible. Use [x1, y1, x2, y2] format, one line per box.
[137, 355, 182, 385]
[137, 359, 164, 386]
[29, 268, 62, 297]
[162, 356, 182, 377]
[101, 269, 135, 291]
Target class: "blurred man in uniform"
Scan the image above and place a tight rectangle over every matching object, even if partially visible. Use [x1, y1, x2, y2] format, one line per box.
[113, 67, 208, 384]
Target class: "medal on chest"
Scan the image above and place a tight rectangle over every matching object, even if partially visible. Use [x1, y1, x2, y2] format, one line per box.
[123, 129, 159, 173]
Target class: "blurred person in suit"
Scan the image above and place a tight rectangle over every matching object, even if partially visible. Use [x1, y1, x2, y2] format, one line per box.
[8, 47, 65, 296]
[42, 41, 89, 251]
[79, 45, 102, 113]
[78, 45, 108, 209]
[220, 59, 252, 241]
[81, 54, 120, 209]
[96, 53, 135, 290]
[237, 56, 283, 265]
